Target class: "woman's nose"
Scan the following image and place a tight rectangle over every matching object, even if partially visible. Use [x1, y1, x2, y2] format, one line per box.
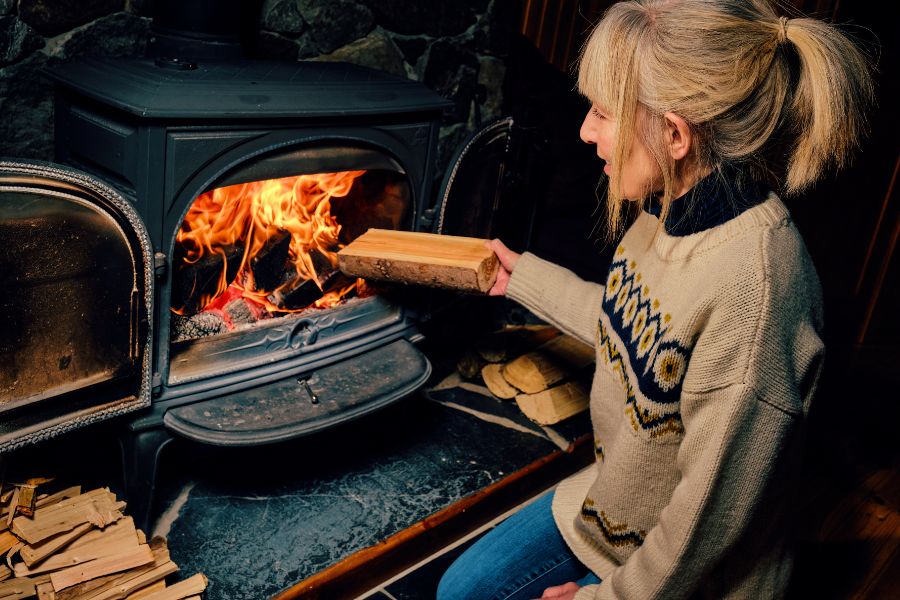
[579, 112, 595, 145]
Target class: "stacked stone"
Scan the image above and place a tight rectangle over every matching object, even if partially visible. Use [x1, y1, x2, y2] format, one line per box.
[0, 0, 514, 176]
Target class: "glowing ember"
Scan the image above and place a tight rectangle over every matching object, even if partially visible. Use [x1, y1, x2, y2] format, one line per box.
[173, 171, 367, 317]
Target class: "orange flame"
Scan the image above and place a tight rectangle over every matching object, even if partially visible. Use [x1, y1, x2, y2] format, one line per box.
[174, 171, 366, 314]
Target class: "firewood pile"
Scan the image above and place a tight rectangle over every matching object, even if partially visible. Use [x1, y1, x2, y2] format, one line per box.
[457, 325, 595, 425]
[0, 480, 207, 600]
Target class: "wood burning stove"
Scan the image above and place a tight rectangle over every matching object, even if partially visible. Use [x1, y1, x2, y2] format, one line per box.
[0, 47, 531, 530]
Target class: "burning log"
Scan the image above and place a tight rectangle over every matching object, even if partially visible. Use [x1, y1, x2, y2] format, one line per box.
[337, 229, 499, 293]
[249, 229, 291, 292]
[267, 278, 324, 311]
[172, 244, 245, 314]
[267, 248, 344, 311]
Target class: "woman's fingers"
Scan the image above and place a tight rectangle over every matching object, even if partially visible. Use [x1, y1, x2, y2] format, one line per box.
[484, 239, 521, 297]
[486, 238, 521, 272]
[488, 266, 510, 296]
[539, 581, 580, 599]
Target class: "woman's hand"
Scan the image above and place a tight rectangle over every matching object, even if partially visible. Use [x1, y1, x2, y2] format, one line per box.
[539, 581, 580, 599]
[485, 238, 521, 297]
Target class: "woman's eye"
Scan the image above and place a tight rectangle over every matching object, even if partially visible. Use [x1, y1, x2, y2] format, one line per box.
[591, 108, 605, 119]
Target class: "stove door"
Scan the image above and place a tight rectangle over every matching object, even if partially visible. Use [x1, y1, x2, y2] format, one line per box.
[0, 160, 153, 451]
[434, 117, 542, 253]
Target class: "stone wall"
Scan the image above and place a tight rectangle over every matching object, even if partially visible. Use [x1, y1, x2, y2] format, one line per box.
[0, 0, 514, 168]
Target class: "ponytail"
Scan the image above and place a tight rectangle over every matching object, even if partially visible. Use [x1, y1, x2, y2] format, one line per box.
[780, 17, 875, 192]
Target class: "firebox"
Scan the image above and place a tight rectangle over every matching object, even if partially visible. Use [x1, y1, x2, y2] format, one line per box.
[0, 22, 530, 531]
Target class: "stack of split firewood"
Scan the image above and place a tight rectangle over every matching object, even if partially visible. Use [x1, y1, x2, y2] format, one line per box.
[0, 481, 207, 600]
[457, 325, 595, 425]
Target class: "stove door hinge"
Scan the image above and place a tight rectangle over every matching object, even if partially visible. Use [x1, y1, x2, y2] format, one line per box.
[153, 252, 167, 278]
[418, 208, 436, 232]
[151, 372, 163, 396]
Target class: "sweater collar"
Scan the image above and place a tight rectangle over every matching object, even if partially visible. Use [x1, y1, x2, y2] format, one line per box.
[643, 167, 768, 236]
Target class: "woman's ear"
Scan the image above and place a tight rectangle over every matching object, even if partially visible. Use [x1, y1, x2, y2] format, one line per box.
[663, 112, 692, 161]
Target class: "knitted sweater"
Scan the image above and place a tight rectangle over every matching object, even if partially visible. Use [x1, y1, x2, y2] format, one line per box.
[506, 193, 824, 599]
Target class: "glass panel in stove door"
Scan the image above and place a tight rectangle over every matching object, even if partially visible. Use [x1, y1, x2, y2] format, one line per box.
[0, 162, 152, 450]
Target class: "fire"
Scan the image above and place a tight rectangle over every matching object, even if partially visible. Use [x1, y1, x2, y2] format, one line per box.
[173, 170, 366, 316]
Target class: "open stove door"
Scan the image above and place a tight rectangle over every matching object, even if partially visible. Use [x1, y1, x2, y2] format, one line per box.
[0, 160, 153, 452]
[434, 116, 542, 253]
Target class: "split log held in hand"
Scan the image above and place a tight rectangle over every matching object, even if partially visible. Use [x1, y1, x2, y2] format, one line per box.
[337, 229, 499, 293]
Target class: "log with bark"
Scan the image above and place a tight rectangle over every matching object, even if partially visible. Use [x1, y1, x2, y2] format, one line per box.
[338, 229, 499, 293]
[501, 335, 594, 394]
[458, 329, 596, 425]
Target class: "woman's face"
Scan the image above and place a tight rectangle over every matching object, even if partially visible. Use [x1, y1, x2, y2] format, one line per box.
[580, 105, 661, 201]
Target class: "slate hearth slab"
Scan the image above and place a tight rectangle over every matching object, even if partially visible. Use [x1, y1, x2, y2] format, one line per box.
[426, 383, 593, 449]
[151, 392, 560, 600]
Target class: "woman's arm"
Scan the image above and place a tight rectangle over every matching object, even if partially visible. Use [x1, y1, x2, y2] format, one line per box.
[487, 239, 605, 347]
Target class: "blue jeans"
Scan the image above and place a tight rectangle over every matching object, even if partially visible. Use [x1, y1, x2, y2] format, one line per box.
[437, 491, 601, 600]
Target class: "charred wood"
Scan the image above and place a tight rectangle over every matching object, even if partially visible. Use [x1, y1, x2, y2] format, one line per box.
[170, 311, 228, 342]
[249, 230, 291, 292]
[172, 245, 245, 314]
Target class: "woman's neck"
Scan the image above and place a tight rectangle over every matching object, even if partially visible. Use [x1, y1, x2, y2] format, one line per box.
[671, 164, 713, 200]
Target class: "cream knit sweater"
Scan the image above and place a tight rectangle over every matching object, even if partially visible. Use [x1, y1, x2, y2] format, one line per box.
[506, 194, 824, 599]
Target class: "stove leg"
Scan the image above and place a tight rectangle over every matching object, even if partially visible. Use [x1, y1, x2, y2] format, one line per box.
[118, 427, 174, 534]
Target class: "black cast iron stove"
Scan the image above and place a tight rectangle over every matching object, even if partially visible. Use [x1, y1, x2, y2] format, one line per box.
[44, 54, 451, 528]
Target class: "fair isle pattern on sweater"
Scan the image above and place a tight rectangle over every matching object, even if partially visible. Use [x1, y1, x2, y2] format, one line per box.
[599, 245, 689, 438]
[581, 499, 648, 548]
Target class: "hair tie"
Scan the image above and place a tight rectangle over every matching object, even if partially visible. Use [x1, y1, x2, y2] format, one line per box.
[776, 16, 789, 44]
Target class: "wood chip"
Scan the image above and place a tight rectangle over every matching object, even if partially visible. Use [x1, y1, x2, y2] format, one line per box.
[20, 523, 94, 567]
[12, 489, 123, 545]
[35, 489, 81, 511]
[35, 582, 55, 600]
[63, 538, 176, 600]
[0, 533, 18, 557]
[5, 490, 19, 529]
[0, 576, 37, 600]
[17, 519, 140, 576]
[49, 545, 154, 591]
[16, 486, 37, 519]
[123, 579, 165, 599]
[136, 573, 207, 600]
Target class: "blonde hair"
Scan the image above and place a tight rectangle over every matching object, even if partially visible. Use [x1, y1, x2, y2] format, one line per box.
[578, 0, 875, 236]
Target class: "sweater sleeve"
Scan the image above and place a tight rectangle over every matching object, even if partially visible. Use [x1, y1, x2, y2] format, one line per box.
[505, 252, 604, 347]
